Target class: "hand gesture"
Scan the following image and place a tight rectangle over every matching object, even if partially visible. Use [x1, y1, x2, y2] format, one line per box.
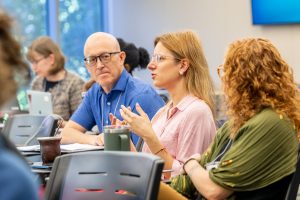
[120, 103, 153, 138]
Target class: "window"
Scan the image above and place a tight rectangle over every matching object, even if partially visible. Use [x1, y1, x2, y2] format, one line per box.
[59, 0, 104, 79]
[0, 0, 47, 47]
[1, 0, 106, 80]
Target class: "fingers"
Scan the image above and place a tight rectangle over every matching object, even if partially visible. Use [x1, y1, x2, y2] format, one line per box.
[135, 103, 148, 118]
[109, 113, 117, 125]
[95, 134, 104, 146]
[120, 105, 135, 120]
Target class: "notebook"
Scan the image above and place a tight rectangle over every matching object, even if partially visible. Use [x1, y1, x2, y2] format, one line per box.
[26, 90, 53, 115]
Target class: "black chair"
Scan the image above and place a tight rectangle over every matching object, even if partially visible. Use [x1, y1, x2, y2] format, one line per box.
[285, 151, 300, 200]
[3, 114, 61, 146]
[44, 151, 164, 200]
[2, 114, 46, 146]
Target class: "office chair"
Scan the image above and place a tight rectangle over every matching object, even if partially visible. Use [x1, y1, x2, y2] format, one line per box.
[285, 149, 300, 200]
[44, 151, 164, 200]
[2, 114, 61, 146]
[2, 114, 46, 146]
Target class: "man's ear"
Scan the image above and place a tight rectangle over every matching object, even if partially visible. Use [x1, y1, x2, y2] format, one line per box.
[179, 58, 189, 75]
[119, 51, 126, 63]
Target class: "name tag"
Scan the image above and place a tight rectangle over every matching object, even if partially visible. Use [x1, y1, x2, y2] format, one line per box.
[205, 161, 220, 171]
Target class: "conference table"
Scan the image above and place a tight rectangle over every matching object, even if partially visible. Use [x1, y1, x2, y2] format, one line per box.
[18, 144, 104, 185]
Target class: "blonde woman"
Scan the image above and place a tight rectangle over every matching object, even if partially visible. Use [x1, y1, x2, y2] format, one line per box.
[120, 30, 216, 178]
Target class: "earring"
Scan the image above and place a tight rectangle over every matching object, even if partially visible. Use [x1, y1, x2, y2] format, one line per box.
[179, 71, 183, 75]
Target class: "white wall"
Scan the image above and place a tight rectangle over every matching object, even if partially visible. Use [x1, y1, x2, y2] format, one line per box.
[108, 0, 300, 89]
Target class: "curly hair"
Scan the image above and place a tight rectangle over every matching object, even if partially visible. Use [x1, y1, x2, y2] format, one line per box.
[223, 38, 300, 138]
[0, 10, 30, 107]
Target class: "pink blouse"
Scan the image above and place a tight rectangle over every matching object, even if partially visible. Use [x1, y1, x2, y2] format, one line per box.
[142, 95, 216, 176]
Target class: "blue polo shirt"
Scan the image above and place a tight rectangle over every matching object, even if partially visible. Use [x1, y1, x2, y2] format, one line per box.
[71, 69, 164, 144]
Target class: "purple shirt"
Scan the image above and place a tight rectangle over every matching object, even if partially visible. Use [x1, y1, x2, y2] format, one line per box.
[142, 95, 216, 176]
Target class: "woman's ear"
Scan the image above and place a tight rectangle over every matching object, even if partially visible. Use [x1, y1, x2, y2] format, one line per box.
[48, 53, 55, 65]
[179, 58, 189, 75]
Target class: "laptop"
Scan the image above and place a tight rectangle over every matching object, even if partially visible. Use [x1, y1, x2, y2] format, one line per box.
[26, 90, 53, 115]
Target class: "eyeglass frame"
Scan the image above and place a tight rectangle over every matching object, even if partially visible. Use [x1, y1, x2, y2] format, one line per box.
[29, 57, 46, 65]
[83, 52, 120, 67]
[150, 54, 181, 64]
[217, 64, 224, 77]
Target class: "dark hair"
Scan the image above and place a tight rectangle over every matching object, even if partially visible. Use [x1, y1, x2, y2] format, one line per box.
[117, 38, 150, 74]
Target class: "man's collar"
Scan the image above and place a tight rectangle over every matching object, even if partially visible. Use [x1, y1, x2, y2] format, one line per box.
[100, 69, 129, 94]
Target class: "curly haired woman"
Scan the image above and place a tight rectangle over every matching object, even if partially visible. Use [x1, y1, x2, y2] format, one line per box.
[158, 38, 300, 200]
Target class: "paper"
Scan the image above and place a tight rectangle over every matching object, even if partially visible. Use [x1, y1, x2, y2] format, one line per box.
[17, 145, 40, 151]
[60, 143, 104, 151]
[17, 143, 104, 152]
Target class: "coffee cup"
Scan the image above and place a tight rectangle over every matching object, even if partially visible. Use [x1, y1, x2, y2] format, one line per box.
[103, 125, 130, 151]
[37, 136, 61, 164]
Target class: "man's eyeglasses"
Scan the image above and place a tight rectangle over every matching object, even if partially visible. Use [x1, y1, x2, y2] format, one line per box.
[84, 52, 120, 67]
[217, 64, 224, 78]
[151, 54, 181, 64]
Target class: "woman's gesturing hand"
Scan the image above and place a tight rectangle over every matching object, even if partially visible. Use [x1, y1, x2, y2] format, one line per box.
[120, 103, 153, 138]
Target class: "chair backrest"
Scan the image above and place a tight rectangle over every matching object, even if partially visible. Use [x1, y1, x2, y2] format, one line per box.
[285, 149, 300, 200]
[2, 114, 46, 146]
[44, 151, 164, 200]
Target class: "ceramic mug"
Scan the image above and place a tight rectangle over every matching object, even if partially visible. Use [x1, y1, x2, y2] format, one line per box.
[37, 136, 61, 164]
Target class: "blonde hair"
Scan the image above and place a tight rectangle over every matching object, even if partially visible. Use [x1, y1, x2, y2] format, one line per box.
[27, 36, 65, 75]
[154, 30, 215, 118]
[223, 38, 300, 138]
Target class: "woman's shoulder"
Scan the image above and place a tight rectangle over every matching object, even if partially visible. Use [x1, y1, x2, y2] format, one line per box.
[65, 70, 84, 81]
[248, 108, 294, 128]
[31, 76, 44, 89]
[63, 71, 85, 88]
[237, 108, 297, 141]
[182, 96, 213, 117]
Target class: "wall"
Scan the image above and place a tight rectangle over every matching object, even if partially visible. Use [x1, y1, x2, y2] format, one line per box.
[107, 0, 300, 89]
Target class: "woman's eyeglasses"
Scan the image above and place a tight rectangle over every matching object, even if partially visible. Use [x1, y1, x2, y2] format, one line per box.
[30, 57, 46, 65]
[150, 54, 181, 64]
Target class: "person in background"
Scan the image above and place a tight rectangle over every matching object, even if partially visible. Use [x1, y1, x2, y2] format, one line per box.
[117, 38, 150, 75]
[61, 32, 164, 146]
[82, 38, 151, 94]
[119, 30, 216, 177]
[0, 9, 39, 200]
[158, 38, 300, 200]
[26, 36, 85, 121]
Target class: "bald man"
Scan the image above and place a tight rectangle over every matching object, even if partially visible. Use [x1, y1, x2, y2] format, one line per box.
[61, 32, 164, 146]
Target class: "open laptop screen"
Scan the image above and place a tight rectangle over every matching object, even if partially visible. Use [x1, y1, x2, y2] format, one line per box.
[26, 90, 53, 115]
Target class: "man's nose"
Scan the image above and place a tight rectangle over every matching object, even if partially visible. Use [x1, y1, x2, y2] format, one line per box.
[95, 57, 105, 68]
